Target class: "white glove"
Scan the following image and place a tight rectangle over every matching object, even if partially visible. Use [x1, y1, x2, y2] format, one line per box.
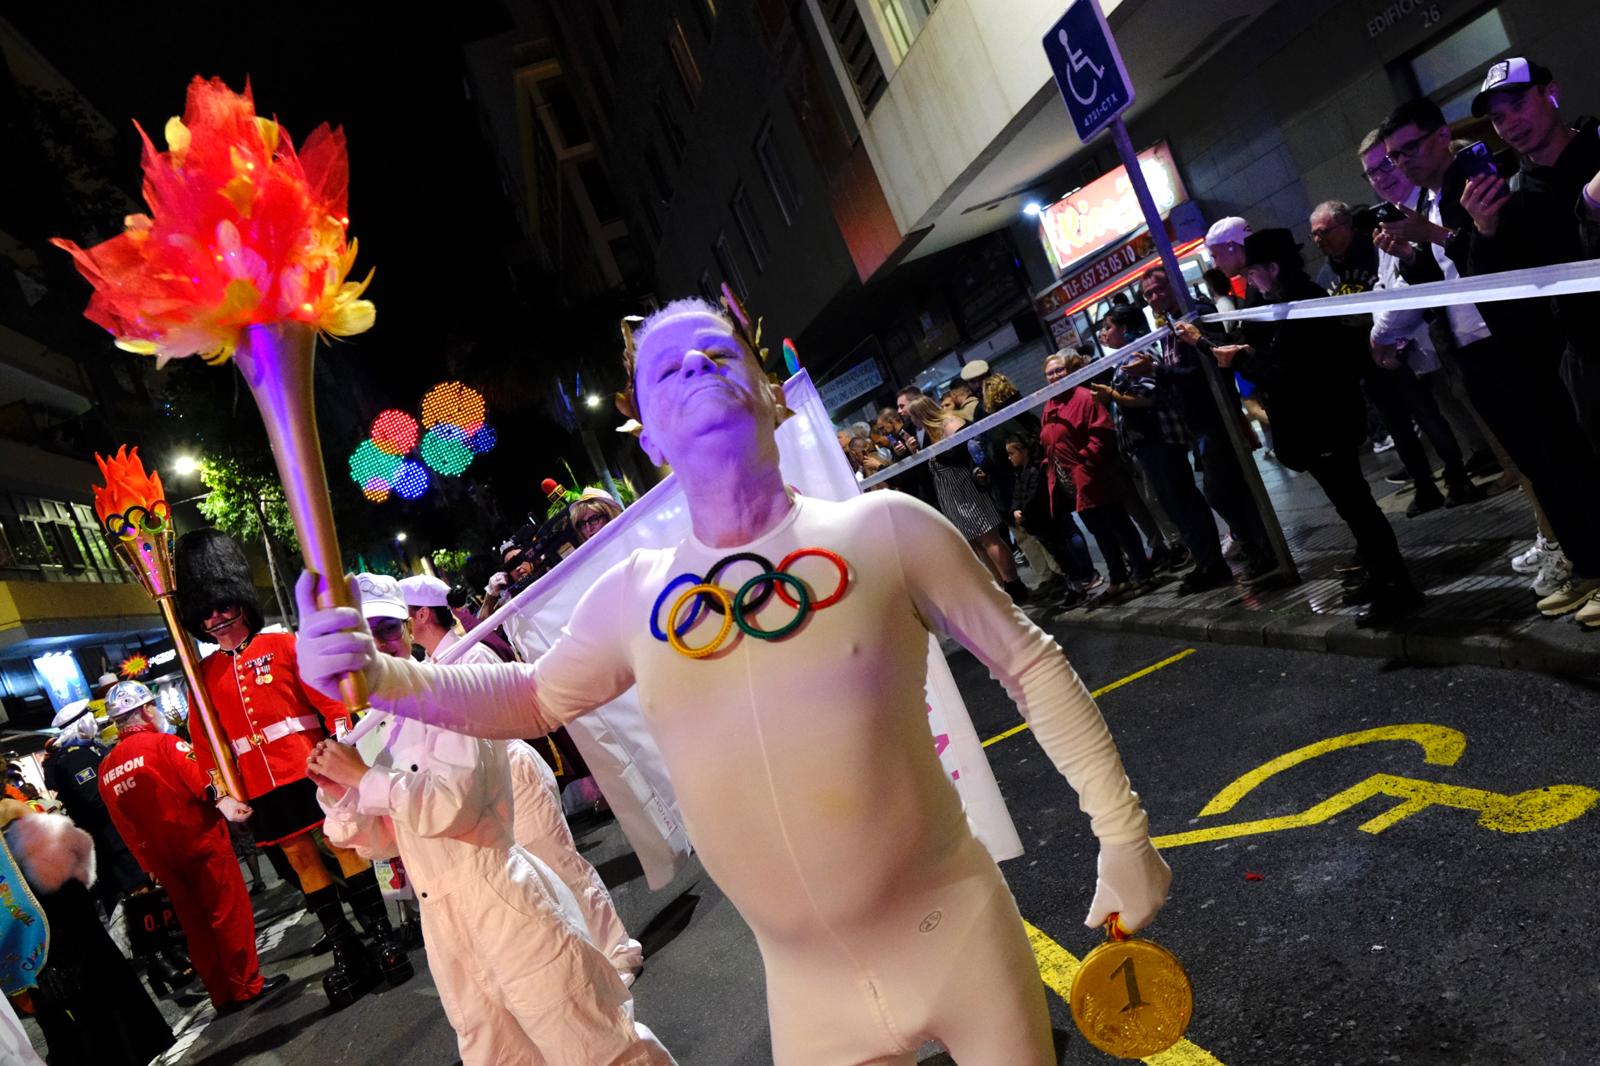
[486, 572, 509, 596]
[294, 571, 379, 701]
[217, 796, 253, 823]
[1084, 837, 1172, 933]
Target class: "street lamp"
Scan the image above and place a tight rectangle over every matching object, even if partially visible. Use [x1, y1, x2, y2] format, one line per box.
[173, 454, 201, 477]
[584, 394, 602, 409]
[1022, 201, 1044, 217]
[395, 532, 408, 543]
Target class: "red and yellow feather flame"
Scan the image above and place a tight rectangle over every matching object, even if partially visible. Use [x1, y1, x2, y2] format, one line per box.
[92, 446, 171, 540]
[51, 77, 374, 365]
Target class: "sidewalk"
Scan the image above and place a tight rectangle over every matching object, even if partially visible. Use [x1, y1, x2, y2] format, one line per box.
[1039, 448, 1600, 678]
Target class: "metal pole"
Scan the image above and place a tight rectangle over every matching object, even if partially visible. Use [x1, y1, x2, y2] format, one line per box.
[1107, 117, 1299, 583]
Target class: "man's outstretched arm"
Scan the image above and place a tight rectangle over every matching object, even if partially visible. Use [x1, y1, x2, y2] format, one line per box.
[294, 569, 636, 740]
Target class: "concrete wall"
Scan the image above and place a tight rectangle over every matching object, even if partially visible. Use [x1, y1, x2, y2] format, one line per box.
[1130, 0, 1600, 249]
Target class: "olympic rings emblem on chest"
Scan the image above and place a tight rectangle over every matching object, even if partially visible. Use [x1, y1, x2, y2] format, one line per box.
[648, 547, 850, 660]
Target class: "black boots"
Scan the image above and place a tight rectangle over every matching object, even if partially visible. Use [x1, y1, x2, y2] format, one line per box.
[305, 885, 378, 1009]
[343, 868, 414, 988]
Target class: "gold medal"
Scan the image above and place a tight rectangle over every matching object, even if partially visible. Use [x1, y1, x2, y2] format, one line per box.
[1069, 915, 1193, 1059]
[255, 673, 273, 686]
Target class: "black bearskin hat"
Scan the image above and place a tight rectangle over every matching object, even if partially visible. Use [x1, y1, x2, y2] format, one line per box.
[174, 529, 263, 641]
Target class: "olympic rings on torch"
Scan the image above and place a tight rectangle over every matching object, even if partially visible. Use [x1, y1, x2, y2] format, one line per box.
[650, 546, 850, 659]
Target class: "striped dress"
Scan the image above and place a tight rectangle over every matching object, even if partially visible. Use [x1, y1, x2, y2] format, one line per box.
[928, 446, 1003, 540]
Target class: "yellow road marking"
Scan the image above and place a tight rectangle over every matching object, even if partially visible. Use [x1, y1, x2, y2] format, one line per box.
[1025, 920, 1226, 1065]
[1151, 723, 1599, 849]
[1196, 723, 1465, 817]
[982, 648, 1197, 748]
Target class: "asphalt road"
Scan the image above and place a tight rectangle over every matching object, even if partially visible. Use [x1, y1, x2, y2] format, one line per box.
[141, 628, 1600, 1065]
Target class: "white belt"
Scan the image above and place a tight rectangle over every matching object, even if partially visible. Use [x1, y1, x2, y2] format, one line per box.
[232, 715, 322, 756]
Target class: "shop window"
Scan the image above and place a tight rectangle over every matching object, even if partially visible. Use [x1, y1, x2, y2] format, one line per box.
[731, 184, 768, 274]
[754, 120, 800, 226]
[1405, 9, 1511, 121]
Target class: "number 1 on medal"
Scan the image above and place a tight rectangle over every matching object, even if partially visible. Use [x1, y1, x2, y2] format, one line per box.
[1111, 955, 1147, 1013]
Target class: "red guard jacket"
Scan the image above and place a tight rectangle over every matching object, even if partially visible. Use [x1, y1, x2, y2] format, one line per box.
[190, 632, 349, 801]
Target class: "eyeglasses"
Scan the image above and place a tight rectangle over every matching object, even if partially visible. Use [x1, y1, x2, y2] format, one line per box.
[1362, 156, 1397, 180]
[577, 514, 609, 533]
[1386, 128, 1439, 166]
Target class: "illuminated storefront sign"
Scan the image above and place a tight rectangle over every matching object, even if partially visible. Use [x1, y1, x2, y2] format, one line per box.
[32, 652, 89, 713]
[1037, 141, 1188, 273]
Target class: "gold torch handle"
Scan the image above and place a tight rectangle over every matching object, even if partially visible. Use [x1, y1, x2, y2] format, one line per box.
[234, 321, 371, 721]
[157, 595, 246, 800]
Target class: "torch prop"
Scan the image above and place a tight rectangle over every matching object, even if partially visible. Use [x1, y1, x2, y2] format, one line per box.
[234, 322, 370, 717]
[92, 448, 245, 799]
[52, 77, 378, 723]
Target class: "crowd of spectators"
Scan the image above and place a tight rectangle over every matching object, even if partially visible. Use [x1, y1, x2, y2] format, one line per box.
[835, 54, 1600, 632]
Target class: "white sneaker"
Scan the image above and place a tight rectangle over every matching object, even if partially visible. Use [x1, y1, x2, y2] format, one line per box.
[1531, 551, 1572, 598]
[1511, 534, 1555, 575]
[1221, 534, 1246, 561]
[1372, 436, 1396, 454]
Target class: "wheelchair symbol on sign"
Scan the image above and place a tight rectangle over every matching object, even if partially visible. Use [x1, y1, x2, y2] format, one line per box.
[1057, 28, 1105, 106]
[1149, 724, 1599, 850]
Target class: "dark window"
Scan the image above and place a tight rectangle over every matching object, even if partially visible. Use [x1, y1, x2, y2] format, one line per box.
[730, 184, 768, 273]
[820, 0, 888, 112]
[577, 157, 620, 223]
[713, 232, 748, 300]
[643, 141, 674, 206]
[654, 91, 686, 163]
[667, 18, 703, 105]
[541, 77, 590, 149]
[754, 121, 800, 226]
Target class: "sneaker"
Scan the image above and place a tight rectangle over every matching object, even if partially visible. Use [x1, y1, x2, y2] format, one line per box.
[1081, 571, 1105, 593]
[1163, 545, 1192, 572]
[1511, 534, 1555, 575]
[1406, 490, 1445, 518]
[1333, 555, 1366, 575]
[1576, 595, 1600, 630]
[1383, 469, 1414, 485]
[1532, 551, 1573, 599]
[1444, 482, 1487, 508]
[1372, 436, 1396, 454]
[1536, 576, 1600, 617]
[1221, 534, 1246, 561]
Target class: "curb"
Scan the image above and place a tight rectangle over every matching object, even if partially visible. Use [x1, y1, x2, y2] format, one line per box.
[1047, 603, 1599, 678]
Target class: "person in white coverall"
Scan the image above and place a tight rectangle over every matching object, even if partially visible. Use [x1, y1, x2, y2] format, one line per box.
[306, 574, 674, 1066]
[296, 295, 1173, 1065]
[398, 573, 646, 985]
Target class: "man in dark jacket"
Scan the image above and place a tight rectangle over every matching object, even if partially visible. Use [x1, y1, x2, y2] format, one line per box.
[41, 703, 145, 914]
[1311, 201, 1482, 514]
[1379, 94, 1600, 619]
[1211, 229, 1419, 626]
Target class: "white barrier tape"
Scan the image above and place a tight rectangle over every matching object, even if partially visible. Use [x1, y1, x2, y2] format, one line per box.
[1199, 257, 1600, 324]
[858, 328, 1173, 490]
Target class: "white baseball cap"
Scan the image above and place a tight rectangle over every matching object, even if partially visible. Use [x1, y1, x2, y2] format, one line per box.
[1205, 216, 1252, 249]
[398, 574, 451, 608]
[1470, 58, 1554, 117]
[355, 573, 408, 621]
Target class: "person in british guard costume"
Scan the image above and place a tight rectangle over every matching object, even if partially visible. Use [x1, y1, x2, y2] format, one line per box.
[174, 528, 411, 1007]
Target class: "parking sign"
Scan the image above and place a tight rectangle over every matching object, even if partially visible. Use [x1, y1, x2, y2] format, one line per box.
[1042, 0, 1135, 142]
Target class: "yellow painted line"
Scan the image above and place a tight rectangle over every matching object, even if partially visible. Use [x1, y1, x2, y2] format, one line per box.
[983, 648, 1198, 748]
[1025, 920, 1226, 1065]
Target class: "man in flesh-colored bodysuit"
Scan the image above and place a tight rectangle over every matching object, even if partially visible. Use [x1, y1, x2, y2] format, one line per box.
[296, 297, 1173, 1064]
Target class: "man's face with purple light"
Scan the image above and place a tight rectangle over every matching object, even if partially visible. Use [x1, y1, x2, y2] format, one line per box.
[634, 309, 776, 468]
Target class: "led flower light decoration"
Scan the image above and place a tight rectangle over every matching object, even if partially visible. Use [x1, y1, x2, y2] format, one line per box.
[348, 383, 496, 503]
[91, 446, 243, 798]
[56, 78, 377, 719]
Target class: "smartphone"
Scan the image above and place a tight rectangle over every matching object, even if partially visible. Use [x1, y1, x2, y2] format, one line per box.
[1372, 202, 1406, 224]
[1454, 141, 1497, 182]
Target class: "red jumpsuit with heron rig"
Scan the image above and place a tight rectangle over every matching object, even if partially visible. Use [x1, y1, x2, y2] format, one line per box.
[99, 721, 265, 1008]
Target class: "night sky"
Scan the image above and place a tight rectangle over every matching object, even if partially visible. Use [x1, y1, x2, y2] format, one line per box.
[11, 3, 595, 556]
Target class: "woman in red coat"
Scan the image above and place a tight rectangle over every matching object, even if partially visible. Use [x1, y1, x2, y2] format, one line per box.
[1039, 352, 1155, 600]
